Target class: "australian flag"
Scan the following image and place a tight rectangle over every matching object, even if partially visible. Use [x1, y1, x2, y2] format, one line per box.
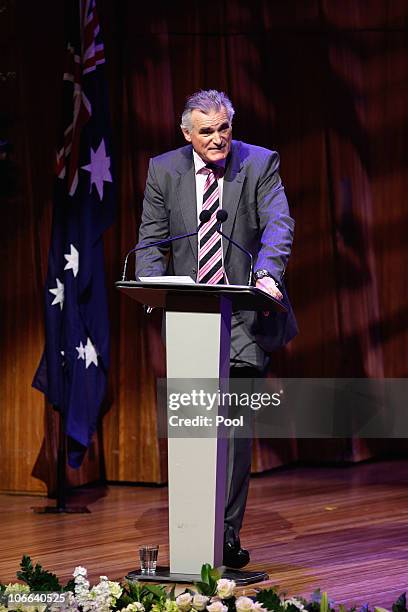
[33, 0, 115, 467]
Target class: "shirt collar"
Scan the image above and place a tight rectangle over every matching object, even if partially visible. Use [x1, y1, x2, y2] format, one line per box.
[193, 149, 226, 175]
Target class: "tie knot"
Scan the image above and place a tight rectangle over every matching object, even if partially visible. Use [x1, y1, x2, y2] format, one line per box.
[199, 164, 224, 179]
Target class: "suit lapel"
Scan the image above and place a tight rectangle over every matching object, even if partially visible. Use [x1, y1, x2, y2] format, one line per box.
[222, 141, 245, 259]
[176, 149, 198, 262]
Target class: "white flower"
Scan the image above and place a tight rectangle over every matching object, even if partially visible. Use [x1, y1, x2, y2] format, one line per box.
[216, 579, 236, 599]
[235, 596, 254, 612]
[73, 565, 92, 610]
[192, 594, 209, 611]
[120, 605, 146, 612]
[73, 566, 88, 578]
[176, 592, 193, 611]
[73, 572, 116, 612]
[74, 572, 91, 610]
[206, 601, 228, 612]
[108, 580, 123, 600]
[282, 598, 304, 610]
[90, 576, 114, 612]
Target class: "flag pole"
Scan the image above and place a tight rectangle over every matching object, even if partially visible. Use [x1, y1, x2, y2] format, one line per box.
[31, 412, 90, 514]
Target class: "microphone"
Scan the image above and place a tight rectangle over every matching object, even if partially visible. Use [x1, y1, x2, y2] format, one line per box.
[198, 209, 211, 225]
[121, 210, 212, 281]
[216, 209, 228, 224]
[215, 210, 254, 286]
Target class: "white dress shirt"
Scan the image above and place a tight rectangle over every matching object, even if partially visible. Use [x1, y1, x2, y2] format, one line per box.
[193, 150, 227, 282]
[193, 150, 225, 223]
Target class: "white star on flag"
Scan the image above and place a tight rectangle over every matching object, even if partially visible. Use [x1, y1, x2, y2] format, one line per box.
[84, 337, 98, 368]
[64, 244, 79, 277]
[49, 278, 64, 310]
[81, 138, 112, 200]
[76, 341, 85, 360]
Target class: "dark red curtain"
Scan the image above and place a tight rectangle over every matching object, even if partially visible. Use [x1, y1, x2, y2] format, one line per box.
[1, 0, 407, 492]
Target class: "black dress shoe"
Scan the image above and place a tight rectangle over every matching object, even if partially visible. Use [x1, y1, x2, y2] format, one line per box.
[223, 540, 250, 569]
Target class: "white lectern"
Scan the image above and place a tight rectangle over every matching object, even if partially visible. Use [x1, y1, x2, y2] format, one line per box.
[116, 281, 286, 584]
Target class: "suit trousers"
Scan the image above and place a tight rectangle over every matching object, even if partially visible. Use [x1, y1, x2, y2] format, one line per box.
[224, 366, 263, 544]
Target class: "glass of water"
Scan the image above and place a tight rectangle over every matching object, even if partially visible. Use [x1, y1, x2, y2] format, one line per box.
[139, 544, 159, 574]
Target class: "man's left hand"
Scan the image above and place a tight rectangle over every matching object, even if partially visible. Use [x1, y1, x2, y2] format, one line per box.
[256, 277, 283, 301]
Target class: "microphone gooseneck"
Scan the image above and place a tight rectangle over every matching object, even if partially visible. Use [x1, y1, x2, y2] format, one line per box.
[121, 210, 212, 281]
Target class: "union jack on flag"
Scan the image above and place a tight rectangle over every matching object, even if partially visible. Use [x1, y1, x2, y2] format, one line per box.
[33, 0, 115, 467]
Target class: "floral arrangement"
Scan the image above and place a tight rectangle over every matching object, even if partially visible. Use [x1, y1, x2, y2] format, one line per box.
[0, 556, 406, 612]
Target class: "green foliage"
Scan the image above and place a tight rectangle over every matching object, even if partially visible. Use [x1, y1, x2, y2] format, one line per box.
[305, 602, 322, 612]
[167, 584, 176, 601]
[116, 581, 168, 612]
[255, 587, 283, 611]
[286, 605, 302, 612]
[306, 590, 334, 612]
[224, 597, 238, 612]
[392, 593, 407, 612]
[63, 578, 76, 592]
[0, 557, 406, 612]
[16, 554, 61, 592]
[115, 580, 142, 610]
[194, 563, 221, 597]
[145, 584, 168, 600]
[320, 592, 329, 612]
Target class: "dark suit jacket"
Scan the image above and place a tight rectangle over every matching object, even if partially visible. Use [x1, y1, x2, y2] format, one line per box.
[136, 140, 298, 351]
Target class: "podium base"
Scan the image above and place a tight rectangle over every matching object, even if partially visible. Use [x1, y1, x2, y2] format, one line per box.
[126, 567, 269, 586]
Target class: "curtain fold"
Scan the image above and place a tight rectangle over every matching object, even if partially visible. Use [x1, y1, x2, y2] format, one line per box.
[1, 0, 407, 492]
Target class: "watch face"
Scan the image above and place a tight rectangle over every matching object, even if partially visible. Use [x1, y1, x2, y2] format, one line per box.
[255, 270, 269, 280]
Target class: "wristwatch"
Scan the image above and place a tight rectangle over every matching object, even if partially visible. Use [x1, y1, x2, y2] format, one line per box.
[253, 269, 273, 282]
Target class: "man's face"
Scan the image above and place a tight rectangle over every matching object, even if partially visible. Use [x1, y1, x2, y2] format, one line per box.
[181, 106, 232, 164]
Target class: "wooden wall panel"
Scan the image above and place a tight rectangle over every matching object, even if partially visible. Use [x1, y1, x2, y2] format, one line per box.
[1, 0, 408, 492]
[0, 0, 46, 493]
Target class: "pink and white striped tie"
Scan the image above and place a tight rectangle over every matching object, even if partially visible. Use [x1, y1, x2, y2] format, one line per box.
[197, 166, 224, 284]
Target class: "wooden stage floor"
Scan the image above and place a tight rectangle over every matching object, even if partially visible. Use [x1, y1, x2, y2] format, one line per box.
[1, 460, 408, 608]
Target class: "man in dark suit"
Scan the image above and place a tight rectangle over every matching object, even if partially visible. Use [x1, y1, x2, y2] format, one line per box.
[136, 89, 297, 568]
